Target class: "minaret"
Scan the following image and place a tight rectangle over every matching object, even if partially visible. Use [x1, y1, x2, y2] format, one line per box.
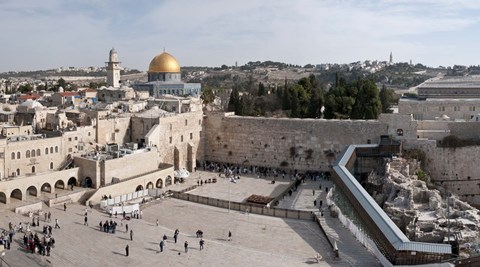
[106, 48, 122, 88]
[389, 52, 393, 64]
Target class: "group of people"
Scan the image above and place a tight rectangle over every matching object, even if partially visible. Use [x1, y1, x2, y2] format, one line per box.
[2, 212, 58, 257]
[23, 231, 55, 256]
[156, 228, 208, 255]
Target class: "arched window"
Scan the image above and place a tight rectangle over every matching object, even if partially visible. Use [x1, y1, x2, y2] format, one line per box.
[396, 129, 404, 136]
[37, 149, 41, 156]
[11, 152, 15, 160]
[32, 166, 35, 173]
[31, 149, 36, 157]
[17, 152, 20, 159]
[26, 150, 30, 158]
[16, 169, 20, 176]
[55, 146, 58, 153]
[50, 162, 54, 170]
[50, 147, 53, 154]
[45, 148, 49, 155]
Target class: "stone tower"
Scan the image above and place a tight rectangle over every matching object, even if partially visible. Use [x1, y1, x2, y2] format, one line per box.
[106, 48, 121, 88]
[389, 52, 393, 64]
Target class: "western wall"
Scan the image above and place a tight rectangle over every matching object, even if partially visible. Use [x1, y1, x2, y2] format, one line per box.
[203, 112, 388, 172]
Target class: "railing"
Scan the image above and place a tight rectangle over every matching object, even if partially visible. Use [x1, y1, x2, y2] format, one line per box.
[170, 190, 314, 221]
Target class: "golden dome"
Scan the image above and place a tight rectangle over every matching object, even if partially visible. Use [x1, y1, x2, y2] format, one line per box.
[148, 52, 180, 73]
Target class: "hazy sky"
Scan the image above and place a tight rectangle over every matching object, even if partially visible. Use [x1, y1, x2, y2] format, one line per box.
[1, 0, 479, 72]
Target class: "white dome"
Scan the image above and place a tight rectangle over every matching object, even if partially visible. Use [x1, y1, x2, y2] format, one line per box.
[20, 100, 43, 109]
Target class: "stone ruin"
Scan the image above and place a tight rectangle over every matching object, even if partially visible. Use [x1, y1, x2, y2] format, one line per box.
[366, 157, 480, 257]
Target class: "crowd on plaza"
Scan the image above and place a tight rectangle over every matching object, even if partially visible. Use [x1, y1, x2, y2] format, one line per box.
[201, 161, 331, 182]
[1, 211, 57, 258]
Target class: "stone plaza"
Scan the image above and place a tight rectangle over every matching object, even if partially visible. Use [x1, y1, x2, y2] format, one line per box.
[0, 171, 379, 267]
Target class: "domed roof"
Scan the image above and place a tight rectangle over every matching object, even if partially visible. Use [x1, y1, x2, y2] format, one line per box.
[19, 100, 43, 109]
[148, 52, 180, 73]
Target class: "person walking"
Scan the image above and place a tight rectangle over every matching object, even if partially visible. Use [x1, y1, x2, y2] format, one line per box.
[63, 203, 67, 212]
[84, 216, 88, 226]
[54, 219, 60, 229]
[184, 241, 188, 253]
[125, 244, 129, 257]
[159, 240, 164, 252]
[228, 231, 232, 241]
[126, 224, 129, 233]
[199, 239, 204, 251]
[130, 230, 133, 241]
[156, 219, 159, 227]
[314, 200, 317, 207]
[313, 189, 315, 196]
[174, 232, 178, 243]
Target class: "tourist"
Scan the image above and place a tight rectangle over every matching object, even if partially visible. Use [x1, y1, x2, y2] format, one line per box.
[228, 231, 232, 241]
[130, 230, 133, 241]
[314, 200, 317, 207]
[48, 212, 51, 222]
[313, 189, 315, 196]
[63, 203, 66, 212]
[126, 224, 129, 233]
[184, 241, 188, 253]
[199, 239, 204, 251]
[159, 240, 164, 252]
[99, 221, 103, 231]
[163, 234, 167, 242]
[54, 219, 60, 229]
[174, 232, 178, 243]
[156, 219, 159, 227]
[84, 216, 88, 226]
[44, 213, 48, 222]
[125, 244, 129, 257]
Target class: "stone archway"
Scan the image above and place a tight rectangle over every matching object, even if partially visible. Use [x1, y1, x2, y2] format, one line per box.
[136, 185, 143, 191]
[10, 189, 22, 200]
[156, 178, 163, 188]
[68, 177, 77, 187]
[165, 176, 172, 187]
[55, 180, 65, 189]
[85, 177, 93, 188]
[146, 182, 154, 189]
[41, 183, 52, 193]
[27, 186, 37, 196]
[0, 192, 6, 204]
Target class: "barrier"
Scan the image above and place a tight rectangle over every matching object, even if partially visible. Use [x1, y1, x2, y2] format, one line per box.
[170, 191, 314, 221]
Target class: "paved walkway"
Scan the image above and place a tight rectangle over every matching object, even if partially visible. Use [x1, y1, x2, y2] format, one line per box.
[277, 179, 381, 267]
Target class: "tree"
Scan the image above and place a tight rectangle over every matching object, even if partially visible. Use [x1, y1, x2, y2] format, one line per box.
[258, 82, 266, 96]
[350, 79, 381, 119]
[307, 87, 324, 118]
[380, 84, 394, 113]
[57, 78, 66, 89]
[227, 88, 240, 113]
[18, 84, 33, 93]
[201, 86, 215, 106]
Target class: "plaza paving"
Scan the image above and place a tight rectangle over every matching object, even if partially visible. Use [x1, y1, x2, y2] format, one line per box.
[0, 170, 379, 267]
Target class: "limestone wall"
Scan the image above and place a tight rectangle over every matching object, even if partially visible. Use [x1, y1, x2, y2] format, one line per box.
[95, 115, 131, 145]
[203, 112, 387, 172]
[86, 166, 173, 205]
[103, 149, 160, 183]
[417, 141, 480, 206]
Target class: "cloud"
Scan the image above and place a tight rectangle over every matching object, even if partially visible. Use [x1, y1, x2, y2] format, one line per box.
[0, 0, 479, 71]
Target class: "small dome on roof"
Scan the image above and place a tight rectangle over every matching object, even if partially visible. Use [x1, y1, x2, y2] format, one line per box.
[20, 100, 43, 109]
